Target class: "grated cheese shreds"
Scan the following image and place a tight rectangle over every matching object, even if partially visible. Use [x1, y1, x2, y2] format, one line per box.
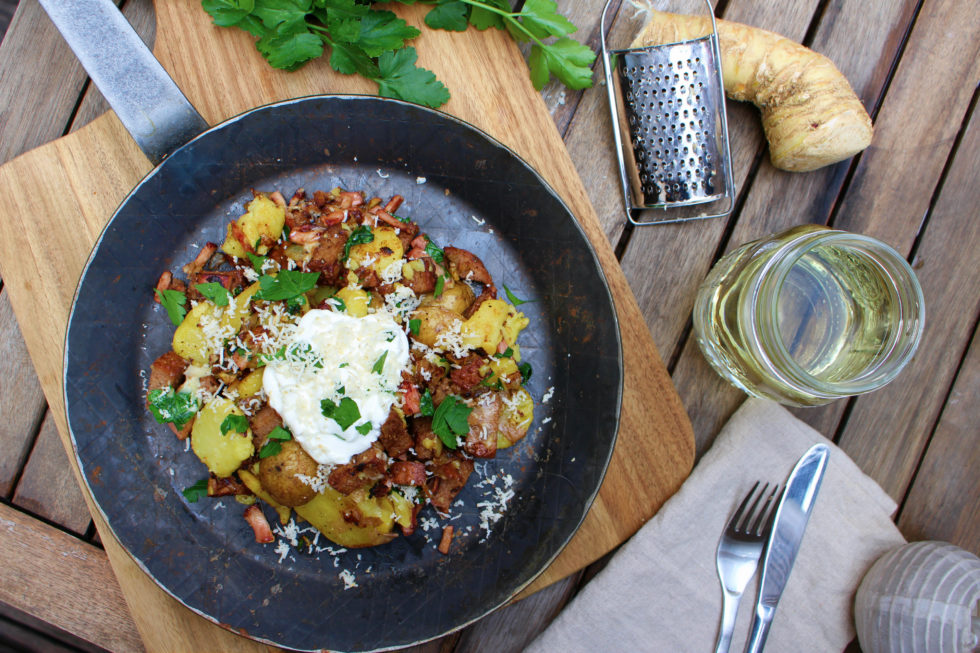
[542, 386, 555, 403]
[383, 284, 420, 322]
[434, 318, 469, 358]
[339, 569, 358, 590]
[380, 259, 405, 286]
[296, 464, 330, 493]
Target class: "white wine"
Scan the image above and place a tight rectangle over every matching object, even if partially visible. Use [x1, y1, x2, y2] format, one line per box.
[693, 226, 923, 406]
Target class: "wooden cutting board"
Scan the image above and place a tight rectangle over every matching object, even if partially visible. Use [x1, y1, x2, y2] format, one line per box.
[0, 1, 694, 650]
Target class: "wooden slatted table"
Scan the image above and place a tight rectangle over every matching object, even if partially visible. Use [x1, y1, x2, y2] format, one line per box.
[0, 0, 977, 651]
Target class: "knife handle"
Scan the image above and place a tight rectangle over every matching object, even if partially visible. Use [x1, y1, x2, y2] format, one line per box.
[743, 606, 774, 653]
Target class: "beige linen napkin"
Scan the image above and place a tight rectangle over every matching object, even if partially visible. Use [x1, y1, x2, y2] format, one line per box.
[527, 398, 906, 653]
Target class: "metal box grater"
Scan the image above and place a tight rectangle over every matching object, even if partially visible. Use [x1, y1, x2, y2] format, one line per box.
[601, 0, 734, 225]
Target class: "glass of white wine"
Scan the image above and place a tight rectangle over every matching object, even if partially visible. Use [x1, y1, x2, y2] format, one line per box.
[692, 225, 924, 407]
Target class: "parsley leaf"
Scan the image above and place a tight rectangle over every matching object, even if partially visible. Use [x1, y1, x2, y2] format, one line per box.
[494, 346, 514, 359]
[518, 362, 533, 384]
[147, 388, 198, 429]
[195, 282, 231, 307]
[201, 0, 255, 26]
[424, 239, 445, 263]
[355, 422, 373, 435]
[254, 270, 320, 301]
[408, 318, 421, 336]
[503, 284, 533, 306]
[467, 0, 508, 30]
[434, 273, 446, 298]
[372, 351, 388, 374]
[220, 413, 250, 435]
[258, 28, 324, 70]
[259, 441, 282, 458]
[375, 47, 451, 109]
[329, 39, 380, 77]
[321, 397, 361, 431]
[431, 395, 472, 449]
[342, 224, 374, 263]
[534, 37, 595, 90]
[155, 288, 187, 326]
[419, 388, 434, 417]
[425, 1, 469, 31]
[246, 251, 267, 273]
[355, 9, 421, 57]
[182, 478, 210, 503]
[258, 426, 292, 458]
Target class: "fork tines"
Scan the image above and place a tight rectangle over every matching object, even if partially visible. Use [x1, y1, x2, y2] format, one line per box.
[734, 482, 781, 536]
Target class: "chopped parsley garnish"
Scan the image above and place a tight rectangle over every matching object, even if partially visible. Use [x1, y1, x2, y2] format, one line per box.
[258, 426, 293, 459]
[494, 347, 514, 359]
[372, 351, 388, 374]
[220, 414, 250, 435]
[480, 376, 504, 391]
[329, 295, 347, 313]
[342, 225, 374, 263]
[246, 251, 267, 273]
[431, 395, 472, 450]
[147, 387, 197, 429]
[286, 294, 306, 314]
[503, 284, 534, 306]
[408, 318, 421, 336]
[424, 239, 445, 263]
[254, 270, 320, 301]
[182, 478, 209, 503]
[321, 397, 361, 431]
[355, 422, 373, 435]
[434, 273, 447, 298]
[519, 362, 533, 385]
[195, 282, 231, 307]
[155, 288, 187, 326]
[419, 388, 434, 417]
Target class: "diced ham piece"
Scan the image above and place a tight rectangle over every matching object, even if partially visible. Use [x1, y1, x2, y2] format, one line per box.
[148, 351, 188, 392]
[438, 525, 454, 555]
[244, 505, 274, 543]
[389, 461, 426, 486]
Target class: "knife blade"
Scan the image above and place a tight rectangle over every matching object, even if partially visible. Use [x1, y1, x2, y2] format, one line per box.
[743, 443, 829, 653]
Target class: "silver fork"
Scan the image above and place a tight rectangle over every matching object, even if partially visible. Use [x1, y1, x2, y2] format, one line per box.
[713, 482, 780, 653]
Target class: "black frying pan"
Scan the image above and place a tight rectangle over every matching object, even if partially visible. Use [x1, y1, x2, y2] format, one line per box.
[53, 1, 623, 651]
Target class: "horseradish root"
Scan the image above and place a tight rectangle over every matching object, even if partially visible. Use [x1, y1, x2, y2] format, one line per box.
[633, 12, 873, 172]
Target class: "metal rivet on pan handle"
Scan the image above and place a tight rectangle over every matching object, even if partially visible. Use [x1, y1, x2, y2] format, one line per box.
[600, 0, 735, 226]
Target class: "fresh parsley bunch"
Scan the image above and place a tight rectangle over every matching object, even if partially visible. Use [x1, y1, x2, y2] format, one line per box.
[200, 0, 595, 108]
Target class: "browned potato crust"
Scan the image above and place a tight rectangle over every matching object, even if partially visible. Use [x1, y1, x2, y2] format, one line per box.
[258, 440, 319, 507]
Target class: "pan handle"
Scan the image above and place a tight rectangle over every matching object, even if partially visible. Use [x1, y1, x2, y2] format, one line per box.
[38, 0, 209, 165]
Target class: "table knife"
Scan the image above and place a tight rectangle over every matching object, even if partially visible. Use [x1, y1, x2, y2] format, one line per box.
[743, 443, 829, 653]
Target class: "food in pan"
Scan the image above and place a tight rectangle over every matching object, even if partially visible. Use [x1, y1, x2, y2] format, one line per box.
[633, 11, 873, 172]
[146, 187, 534, 551]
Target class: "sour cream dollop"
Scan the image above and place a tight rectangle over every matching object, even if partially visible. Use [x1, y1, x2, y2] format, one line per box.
[262, 309, 410, 466]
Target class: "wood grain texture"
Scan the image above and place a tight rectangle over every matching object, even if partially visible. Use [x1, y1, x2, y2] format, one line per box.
[0, 0, 91, 162]
[456, 574, 581, 653]
[898, 318, 980, 556]
[0, 1, 693, 650]
[0, 289, 46, 497]
[667, 0, 922, 450]
[0, 501, 143, 653]
[12, 410, 92, 535]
